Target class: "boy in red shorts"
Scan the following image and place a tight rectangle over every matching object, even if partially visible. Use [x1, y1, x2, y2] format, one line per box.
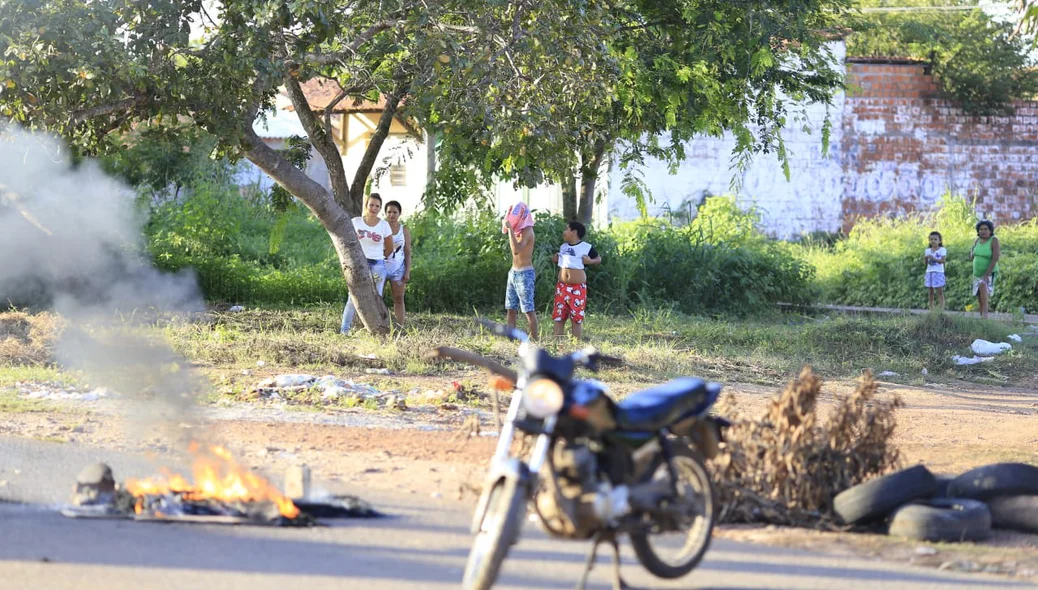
[551, 221, 601, 339]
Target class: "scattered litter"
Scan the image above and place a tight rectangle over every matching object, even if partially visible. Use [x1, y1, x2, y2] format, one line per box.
[321, 386, 353, 401]
[914, 546, 938, 556]
[921, 368, 928, 376]
[227, 305, 245, 313]
[358, 353, 379, 360]
[952, 355, 995, 365]
[24, 386, 112, 402]
[430, 492, 442, 499]
[364, 368, 392, 375]
[256, 360, 266, 367]
[970, 339, 1011, 355]
[263, 374, 317, 388]
[877, 371, 899, 377]
[1008, 334, 1022, 342]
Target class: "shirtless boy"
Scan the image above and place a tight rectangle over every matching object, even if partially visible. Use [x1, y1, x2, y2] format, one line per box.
[503, 203, 538, 340]
[551, 221, 601, 339]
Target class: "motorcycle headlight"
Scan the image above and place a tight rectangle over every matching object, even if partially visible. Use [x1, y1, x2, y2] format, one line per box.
[522, 378, 564, 418]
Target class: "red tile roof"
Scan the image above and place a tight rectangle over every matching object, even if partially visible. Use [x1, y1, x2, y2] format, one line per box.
[283, 78, 389, 113]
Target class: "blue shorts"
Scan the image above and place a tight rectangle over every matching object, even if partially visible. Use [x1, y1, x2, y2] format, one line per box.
[505, 268, 536, 313]
[385, 261, 406, 282]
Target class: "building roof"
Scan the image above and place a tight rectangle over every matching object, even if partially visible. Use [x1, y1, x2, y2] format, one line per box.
[283, 78, 389, 113]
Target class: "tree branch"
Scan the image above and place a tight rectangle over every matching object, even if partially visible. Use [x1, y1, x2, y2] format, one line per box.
[242, 128, 346, 229]
[348, 79, 408, 211]
[283, 76, 354, 214]
[69, 97, 144, 125]
[287, 20, 402, 67]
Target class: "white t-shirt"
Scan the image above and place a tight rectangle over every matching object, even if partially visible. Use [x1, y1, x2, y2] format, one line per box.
[557, 241, 598, 270]
[925, 247, 946, 274]
[353, 217, 392, 260]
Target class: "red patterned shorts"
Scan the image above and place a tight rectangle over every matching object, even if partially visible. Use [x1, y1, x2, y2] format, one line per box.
[552, 282, 588, 324]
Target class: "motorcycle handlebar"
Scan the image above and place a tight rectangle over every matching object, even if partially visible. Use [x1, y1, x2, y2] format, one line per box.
[477, 319, 529, 343]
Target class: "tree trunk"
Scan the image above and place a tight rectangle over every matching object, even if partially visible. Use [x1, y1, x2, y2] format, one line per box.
[576, 139, 607, 224]
[561, 173, 577, 221]
[242, 130, 390, 334]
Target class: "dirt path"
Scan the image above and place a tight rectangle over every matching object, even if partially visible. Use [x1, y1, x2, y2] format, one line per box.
[1, 377, 1036, 581]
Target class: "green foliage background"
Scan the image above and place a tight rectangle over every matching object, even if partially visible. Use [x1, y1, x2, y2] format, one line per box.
[846, 1, 1038, 115]
[799, 195, 1038, 313]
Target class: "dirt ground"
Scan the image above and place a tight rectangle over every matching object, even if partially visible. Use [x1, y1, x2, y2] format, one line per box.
[1, 376, 1036, 581]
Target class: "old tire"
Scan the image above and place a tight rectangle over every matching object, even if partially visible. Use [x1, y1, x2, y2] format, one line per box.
[833, 465, 938, 525]
[933, 474, 955, 498]
[947, 463, 1038, 500]
[462, 478, 527, 590]
[988, 495, 1038, 533]
[888, 498, 991, 542]
[630, 444, 715, 579]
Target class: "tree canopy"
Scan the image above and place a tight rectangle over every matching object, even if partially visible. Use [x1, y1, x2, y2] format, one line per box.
[846, 0, 1038, 115]
[430, 0, 853, 221]
[0, 0, 630, 332]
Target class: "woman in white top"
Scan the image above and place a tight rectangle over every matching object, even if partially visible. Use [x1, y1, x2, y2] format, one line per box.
[340, 193, 394, 333]
[383, 200, 412, 326]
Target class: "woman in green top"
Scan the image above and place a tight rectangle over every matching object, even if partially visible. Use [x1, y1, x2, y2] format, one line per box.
[969, 220, 1000, 318]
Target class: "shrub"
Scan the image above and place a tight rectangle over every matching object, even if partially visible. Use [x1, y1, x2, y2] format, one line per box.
[799, 194, 1038, 313]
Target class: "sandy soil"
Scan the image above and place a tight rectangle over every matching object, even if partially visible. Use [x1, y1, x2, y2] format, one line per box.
[1, 376, 1036, 581]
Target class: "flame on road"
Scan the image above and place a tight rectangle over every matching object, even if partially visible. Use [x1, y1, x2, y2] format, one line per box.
[125, 441, 300, 519]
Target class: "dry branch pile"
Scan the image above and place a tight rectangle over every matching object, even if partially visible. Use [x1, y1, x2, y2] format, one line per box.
[710, 366, 903, 528]
[0, 311, 63, 365]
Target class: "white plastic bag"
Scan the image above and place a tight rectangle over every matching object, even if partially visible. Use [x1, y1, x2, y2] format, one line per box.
[970, 339, 1012, 355]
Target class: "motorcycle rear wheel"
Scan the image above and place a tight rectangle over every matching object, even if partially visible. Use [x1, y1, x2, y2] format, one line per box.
[629, 444, 716, 579]
[462, 478, 527, 590]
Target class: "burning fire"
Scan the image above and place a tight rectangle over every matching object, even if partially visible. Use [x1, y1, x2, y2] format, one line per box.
[125, 441, 300, 519]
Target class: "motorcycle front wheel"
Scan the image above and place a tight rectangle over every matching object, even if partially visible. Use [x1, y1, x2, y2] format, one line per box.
[462, 478, 527, 590]
[629, 443, 716, 579]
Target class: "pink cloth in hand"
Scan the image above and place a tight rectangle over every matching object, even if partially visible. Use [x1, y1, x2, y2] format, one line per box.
[503, 202, 534, 237]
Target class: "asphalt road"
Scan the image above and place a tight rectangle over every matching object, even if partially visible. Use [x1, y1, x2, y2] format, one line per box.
[0, 436, 1033, 590]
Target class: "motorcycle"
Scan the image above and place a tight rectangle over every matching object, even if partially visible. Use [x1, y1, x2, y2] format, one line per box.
[429, 320, 729, 590]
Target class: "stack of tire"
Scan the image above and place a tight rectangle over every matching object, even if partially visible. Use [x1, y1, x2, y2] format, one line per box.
[833, 462, 1038, 542]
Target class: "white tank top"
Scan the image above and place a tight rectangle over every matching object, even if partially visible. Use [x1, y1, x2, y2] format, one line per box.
[387, 224, 406, 265]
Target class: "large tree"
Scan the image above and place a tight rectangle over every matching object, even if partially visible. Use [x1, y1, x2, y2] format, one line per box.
[432, 0, 851, 224]
[0, 0, 617, 332]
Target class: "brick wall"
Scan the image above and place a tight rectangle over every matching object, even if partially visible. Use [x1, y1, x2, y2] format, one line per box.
[842, 61, 1038, 232]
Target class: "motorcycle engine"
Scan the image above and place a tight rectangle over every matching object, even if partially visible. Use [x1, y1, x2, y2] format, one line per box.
[535, 442, 607, 539]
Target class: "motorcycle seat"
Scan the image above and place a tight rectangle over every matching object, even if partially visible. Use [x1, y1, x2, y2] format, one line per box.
[615, 377, 721, 432]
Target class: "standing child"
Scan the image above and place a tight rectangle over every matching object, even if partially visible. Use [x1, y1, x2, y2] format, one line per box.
[924, 231, 946, 311]
[502, 202, 538, 340]
[551, 221, 601, 339]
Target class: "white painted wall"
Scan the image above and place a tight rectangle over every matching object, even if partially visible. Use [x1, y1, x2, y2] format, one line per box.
[606, 42, 848, 239]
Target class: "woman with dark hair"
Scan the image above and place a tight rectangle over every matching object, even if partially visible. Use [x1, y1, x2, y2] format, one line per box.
[383, 200, 412, 326]
[969, 220, 1000, 318]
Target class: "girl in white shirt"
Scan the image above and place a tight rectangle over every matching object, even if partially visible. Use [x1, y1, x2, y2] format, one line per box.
[923, 231, 946, 311]
[340, 193, 394, 333]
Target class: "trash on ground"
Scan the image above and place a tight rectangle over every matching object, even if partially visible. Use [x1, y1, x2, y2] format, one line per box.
[952, 355, 996, 365]
[1008, 334, 1023, 342]
[970, 339, 1012, 355]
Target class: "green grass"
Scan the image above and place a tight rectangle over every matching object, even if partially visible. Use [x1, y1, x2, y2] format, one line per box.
[5, 307, 1036, 412]
[162, 307, 1038, 388]
[0, 391, 55, 413]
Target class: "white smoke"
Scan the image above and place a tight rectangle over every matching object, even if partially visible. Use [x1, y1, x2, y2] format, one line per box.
[0, 126, 208, 428]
